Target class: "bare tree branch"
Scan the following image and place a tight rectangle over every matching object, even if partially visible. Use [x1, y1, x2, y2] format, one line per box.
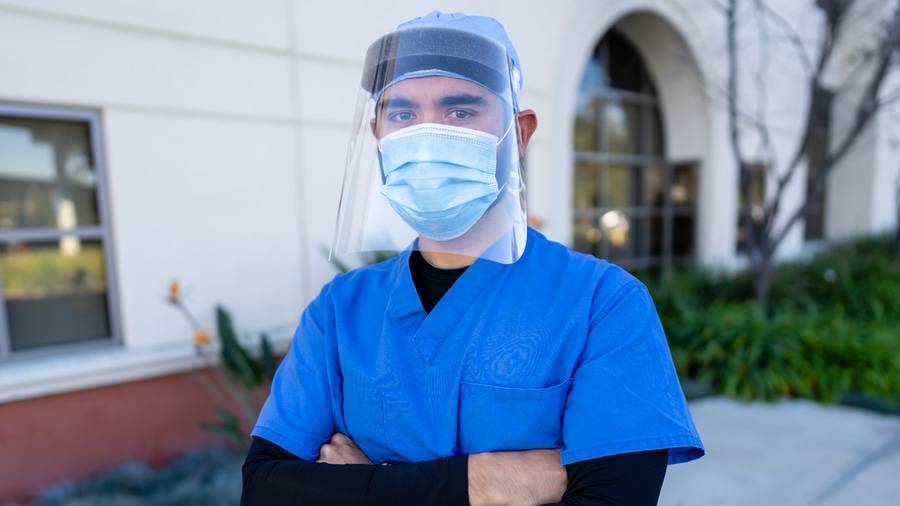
[753, 0, 780, 170]
[769, 0, 900, 251]
[760, 0, 857, 244]
[705, 0, 730, 14]
[717, 0, 898, 310]
[755, 1, 814, 72]
[879, 87, 900, 107]
[728, 0, 769, 268]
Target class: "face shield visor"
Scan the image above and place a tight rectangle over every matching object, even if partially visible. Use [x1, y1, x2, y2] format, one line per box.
[330, 26, 527, 265]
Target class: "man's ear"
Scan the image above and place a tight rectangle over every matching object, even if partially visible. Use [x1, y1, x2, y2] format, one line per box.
[516, 109, 538, 152]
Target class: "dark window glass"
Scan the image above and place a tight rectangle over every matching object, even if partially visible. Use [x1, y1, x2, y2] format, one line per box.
[573, 215, 601, 257]
[736, 163, 766, 253]
[605, 32, 645, 93]
[673, 213, 695, 257]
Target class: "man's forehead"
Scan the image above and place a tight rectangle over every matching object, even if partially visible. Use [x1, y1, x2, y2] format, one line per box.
[378, 76, 500, 106]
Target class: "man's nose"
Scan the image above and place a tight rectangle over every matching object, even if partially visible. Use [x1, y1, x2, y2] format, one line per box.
[418, 109, 446, 125]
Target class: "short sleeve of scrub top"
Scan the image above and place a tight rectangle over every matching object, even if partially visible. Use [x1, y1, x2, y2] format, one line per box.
[250, 283, 336, 461]
[560, 279, 704, 465]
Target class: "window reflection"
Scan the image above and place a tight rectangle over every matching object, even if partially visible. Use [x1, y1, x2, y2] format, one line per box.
[574, 99, 599, 151]
[1, 240, 111, 351]
[645, 162, 664, 207]
[0, 116, 99, 230]
[600, 209, 632, 260]
[605, 164, 640, 208]
[574, 160, 600, 209]
[603, 102, 640, 154]
[671, 163, 697, 207]
[573, 216, 601, 257]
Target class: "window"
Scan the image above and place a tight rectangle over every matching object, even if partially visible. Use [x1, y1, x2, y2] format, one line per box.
[573, 31, 697, 268]
[0, 103, 119, 359]
[736, 163, 767, 253]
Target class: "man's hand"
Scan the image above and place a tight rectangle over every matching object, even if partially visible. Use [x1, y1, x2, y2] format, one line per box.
[468, 449, 567, 506]
[316, 433, 374, 465]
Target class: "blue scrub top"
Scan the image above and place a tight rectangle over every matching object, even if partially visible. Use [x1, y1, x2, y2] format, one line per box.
[252, 226, 704, 466]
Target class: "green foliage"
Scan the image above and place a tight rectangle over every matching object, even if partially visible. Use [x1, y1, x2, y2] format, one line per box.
[30, 446, 242, 505]
[200, 407, 245, 448]
[638, 234, 900, 409]
[259, 332, 276, 383]
[203, 305, 276, 449]
[213, 305, 277, 387]
[167, 280, 280, 451]
[216, 305, 257, 388]
[0, 242, 107, 296]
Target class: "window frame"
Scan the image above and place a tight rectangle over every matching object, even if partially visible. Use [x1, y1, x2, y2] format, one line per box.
[0, 102, 122, 362]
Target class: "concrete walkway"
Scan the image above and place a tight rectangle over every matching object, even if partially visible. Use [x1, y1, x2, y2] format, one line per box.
[659, 397, 900, 506]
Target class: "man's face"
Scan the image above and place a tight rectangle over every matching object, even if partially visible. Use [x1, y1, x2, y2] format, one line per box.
[372, 76, 508, 139]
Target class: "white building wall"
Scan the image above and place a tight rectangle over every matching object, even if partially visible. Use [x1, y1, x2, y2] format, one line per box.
[0, 0, 303, 402]
[823, 0, 900, 242]
[872, 67, 900, 234]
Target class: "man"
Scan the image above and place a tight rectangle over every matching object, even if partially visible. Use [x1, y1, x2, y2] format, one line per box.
[242, 11, 704, 505]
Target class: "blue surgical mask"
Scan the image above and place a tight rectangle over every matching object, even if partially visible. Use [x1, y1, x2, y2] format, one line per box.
[377, 122, 513, 241]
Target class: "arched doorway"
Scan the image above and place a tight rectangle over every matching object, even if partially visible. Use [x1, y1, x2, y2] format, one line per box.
[572, 30, 697, 269]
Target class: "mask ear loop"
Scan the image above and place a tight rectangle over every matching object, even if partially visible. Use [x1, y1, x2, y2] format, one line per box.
[495, 118, 515, 147]
[486, 114, 526, 249]
[493, 117, 519, 196]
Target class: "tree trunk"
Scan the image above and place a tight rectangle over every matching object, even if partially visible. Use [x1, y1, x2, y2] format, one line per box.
[896, 180, 900, 254]
[895, 202, 900, 255]
[752, 257, 774, 315]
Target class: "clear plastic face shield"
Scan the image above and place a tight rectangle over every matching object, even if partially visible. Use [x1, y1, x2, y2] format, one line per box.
[330, 26, 527, 265]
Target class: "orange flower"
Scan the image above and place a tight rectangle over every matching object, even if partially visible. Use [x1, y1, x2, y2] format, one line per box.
[193, 329, 210, 347]
[168, 280, 180, 302]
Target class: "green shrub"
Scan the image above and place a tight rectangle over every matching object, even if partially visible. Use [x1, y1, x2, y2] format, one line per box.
[638, 234, 900, 408]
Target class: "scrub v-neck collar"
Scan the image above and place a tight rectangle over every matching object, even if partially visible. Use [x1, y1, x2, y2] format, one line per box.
[385, 228, 533, 363]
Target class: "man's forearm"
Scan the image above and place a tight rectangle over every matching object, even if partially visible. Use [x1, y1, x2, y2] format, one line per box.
[468, 450, 568, 506]
[543, 450, 669, 506]
[242, 436, 469, 506]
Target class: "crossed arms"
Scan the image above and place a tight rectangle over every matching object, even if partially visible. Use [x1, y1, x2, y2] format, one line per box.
[241, 432, 667, 505]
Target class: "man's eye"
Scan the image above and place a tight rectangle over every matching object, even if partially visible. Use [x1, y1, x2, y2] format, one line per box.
[448, 110, 474, 120]
[389, 111, 415, 122]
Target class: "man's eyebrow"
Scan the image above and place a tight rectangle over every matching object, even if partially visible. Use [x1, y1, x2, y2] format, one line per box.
[378, 97, 418, 110]
[438, 94, 487, 107]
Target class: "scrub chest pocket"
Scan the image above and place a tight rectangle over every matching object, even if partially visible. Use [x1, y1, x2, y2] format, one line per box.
[343, 377, 573, 460]
[458, 378, 572, 454]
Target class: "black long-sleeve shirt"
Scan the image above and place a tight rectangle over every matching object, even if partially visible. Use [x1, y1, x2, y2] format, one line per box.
[241, 250, 668, 505]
